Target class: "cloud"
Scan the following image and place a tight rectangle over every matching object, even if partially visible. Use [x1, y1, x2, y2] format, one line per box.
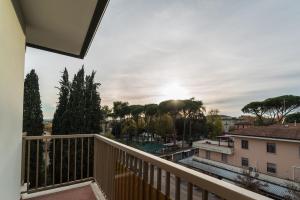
[25, 0, 300, 118]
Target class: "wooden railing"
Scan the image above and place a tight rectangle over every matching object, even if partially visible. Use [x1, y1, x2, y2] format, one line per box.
[94, 135, 271, 200]
[22, 134, 272, 200]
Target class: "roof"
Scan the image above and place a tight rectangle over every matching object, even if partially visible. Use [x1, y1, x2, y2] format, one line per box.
[234, 121, 253, 125]
[179, 157, 290, 199]
[13, 0, 109, 59]
[230, 124, 300, 140]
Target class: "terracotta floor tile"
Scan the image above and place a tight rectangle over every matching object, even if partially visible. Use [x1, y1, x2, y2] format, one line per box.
[28, 185, 97, 200]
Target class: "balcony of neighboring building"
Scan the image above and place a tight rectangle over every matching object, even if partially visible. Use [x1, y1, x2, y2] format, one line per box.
[193, 136, 234, 155]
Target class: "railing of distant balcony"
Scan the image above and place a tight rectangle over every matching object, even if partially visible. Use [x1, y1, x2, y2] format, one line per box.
[22, 134, 271, 200]
[21, 134, 94, 193]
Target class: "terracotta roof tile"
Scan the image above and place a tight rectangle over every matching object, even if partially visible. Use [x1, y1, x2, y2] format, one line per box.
[230, 124, 300, 140]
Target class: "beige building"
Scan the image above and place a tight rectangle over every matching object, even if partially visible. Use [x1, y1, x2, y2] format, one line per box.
[194, 124, 300, 181]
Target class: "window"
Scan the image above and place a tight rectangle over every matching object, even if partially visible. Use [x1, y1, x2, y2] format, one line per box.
[206, 151, 210, 159]
[241, 140, 248, 149]
[241, 157, 249, 167]
[267, 163, 276, 173]
[267, 143, 276, 153]
[221, 153, 227, 163]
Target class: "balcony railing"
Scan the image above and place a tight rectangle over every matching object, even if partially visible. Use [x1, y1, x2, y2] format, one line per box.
[22, 134, 271, 200]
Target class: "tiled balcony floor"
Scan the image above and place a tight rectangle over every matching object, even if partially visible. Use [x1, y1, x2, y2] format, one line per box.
[26, 185, 97, 200]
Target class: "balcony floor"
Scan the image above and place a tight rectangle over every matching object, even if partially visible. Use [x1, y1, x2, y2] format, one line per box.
[27, 185, 96, 200]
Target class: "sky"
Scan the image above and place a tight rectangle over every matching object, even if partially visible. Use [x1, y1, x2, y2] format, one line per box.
[25, 0, 300, 119]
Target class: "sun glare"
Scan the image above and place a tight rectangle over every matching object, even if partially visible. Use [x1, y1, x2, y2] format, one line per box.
[159, 82, 189, 101]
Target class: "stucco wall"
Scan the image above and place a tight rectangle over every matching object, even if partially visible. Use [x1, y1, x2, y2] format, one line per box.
[232, 137, 300, 180]
[198, 138, 300, 180]
[0, 1, 25, 199]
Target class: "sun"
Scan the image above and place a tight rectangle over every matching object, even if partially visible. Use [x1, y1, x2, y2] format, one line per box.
[159, 82, 189, 100]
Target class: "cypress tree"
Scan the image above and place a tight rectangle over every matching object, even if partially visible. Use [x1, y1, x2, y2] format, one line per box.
[52, 68, 70, 134]
[23, 69, 44, 135]
[50, 66, 102, 182]
[50, 68, 70, 183]
[23, 69, 44, 188]
[68, 67, 85, 133]
[84, 71, 102, 133]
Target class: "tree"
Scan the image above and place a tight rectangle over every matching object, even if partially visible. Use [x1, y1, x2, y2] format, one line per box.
[67, 67, 85, 133]
[100, 105, 112, 133]
[154, 114, 173, 143]
[144, 104, 159, 139]
[183, 98, 205, 146]
[242, 95, 300, 125]
[284, 181, 300, 200]
[23, 69, 44, 188]
[121, 118, 137, 141]
[23, 69, 44, 135]
[50, 67, 102, 183]
[286, 112, 300, 123]
[206, 109, 223, 139]
[159, 100, 185, 144]
[52, 68, 70, 134]
[112, 101, 129, 120]
[236, 169, 268, 194]
[84, 71, 102, 133]
[264, 95, 300, 123]
[242, 102, 266, 125]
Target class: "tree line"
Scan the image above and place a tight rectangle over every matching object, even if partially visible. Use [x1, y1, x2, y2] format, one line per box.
[242, 95, 300, 125]
[22, 67, 102, 187]
[101, 98, 224, 146]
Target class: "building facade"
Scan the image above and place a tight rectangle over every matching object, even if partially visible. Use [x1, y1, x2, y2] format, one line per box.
[194, 124, 300, 181]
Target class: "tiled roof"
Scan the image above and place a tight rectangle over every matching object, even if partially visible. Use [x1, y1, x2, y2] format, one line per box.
[230, 124, 300, 140]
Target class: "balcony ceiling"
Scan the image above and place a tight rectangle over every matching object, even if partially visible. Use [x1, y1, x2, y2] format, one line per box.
[15, 0, 108, 58]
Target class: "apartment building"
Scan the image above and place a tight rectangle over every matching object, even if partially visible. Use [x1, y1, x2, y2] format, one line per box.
[194, 124, 300, 181]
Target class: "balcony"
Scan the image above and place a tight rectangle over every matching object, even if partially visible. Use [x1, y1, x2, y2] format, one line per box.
[21, 134, 270, 200]
[193, 139, 234, 155]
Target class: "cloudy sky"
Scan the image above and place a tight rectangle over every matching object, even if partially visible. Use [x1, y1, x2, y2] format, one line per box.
[25, 0, 300, 119]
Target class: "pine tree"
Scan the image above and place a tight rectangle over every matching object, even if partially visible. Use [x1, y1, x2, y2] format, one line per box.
[23, 69, 44, 188]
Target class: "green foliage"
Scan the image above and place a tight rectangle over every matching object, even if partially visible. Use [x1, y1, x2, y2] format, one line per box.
[110, 99, 206, 144]
[207, 109, 223, 139]
[52, 66, 102, 134]
[112, 101, 129, 119]
[22, 69, 44, 188]
[103, 132, 115, 139]
[121, 118, 137, 140]
[236, 169, 268, 194]
[284, 181, 300, 200]
[50, 66, 101, 184]
[52, 68, 69, 134]
[154, 114, 173, 138]
[242, 95, 300, 124]
[23, 69, 44, 135]
[286, 112, 300, 123]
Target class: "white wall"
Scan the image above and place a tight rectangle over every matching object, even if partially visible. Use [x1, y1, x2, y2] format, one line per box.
[0, 1, 25, 199]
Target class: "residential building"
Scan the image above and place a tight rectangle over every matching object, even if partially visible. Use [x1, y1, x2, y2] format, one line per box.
[220, 115, 238, 132]
[194, 124, 300, 181]
[0, 1, 271, 200]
